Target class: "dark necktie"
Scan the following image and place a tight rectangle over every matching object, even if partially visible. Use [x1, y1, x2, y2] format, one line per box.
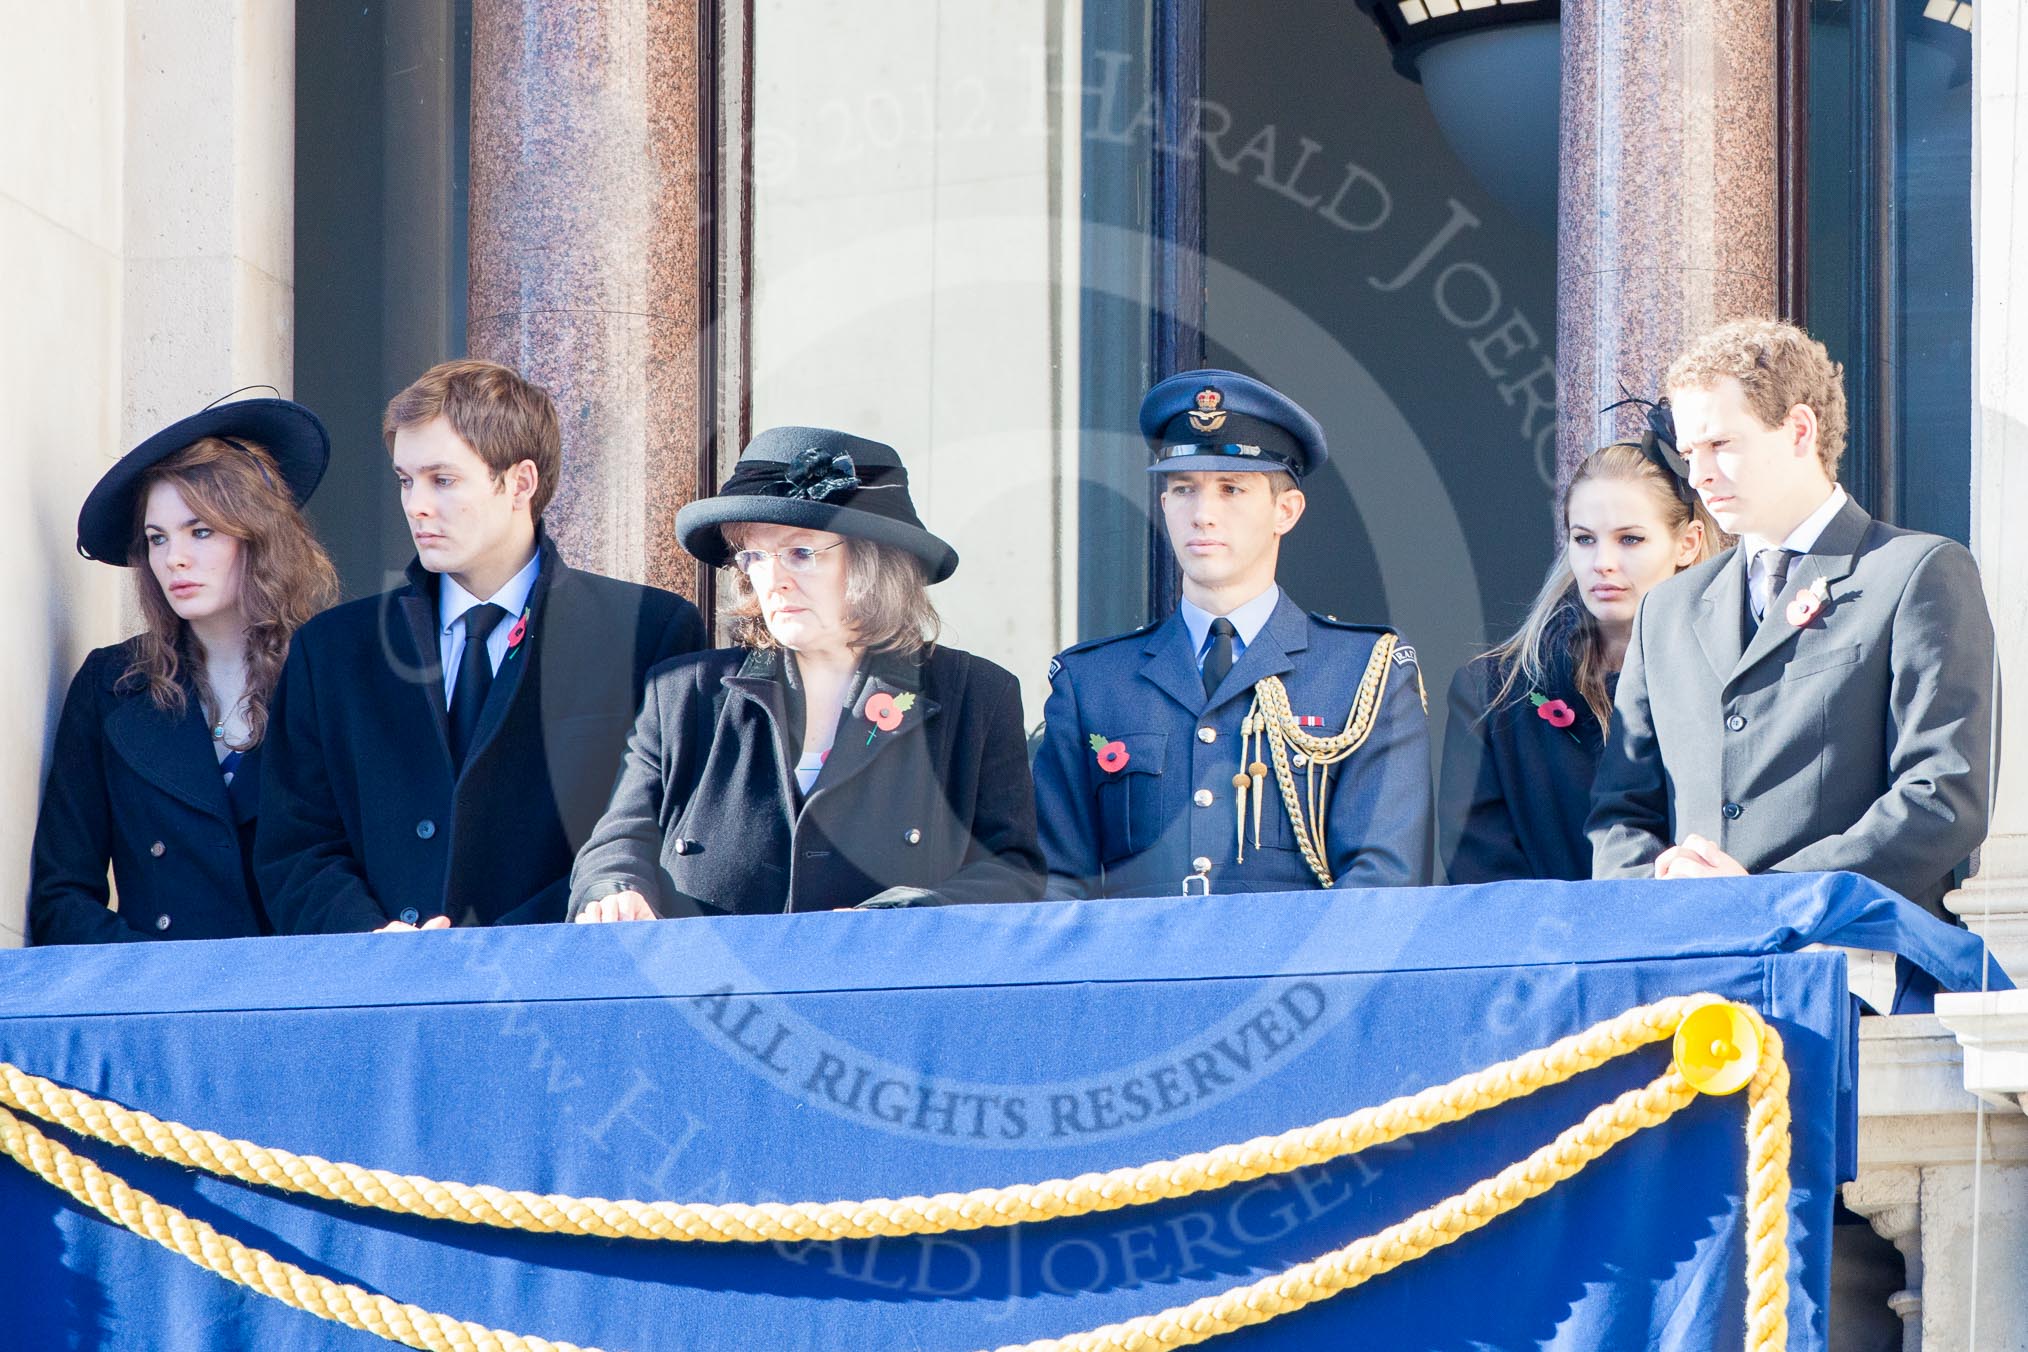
[1754, 548, 1796, 624]
[1202, 617, 1238, 697]
[449, 603, 508, 767]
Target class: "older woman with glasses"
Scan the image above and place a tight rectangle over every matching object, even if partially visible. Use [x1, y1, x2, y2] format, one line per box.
[569, 427, 1044, 920]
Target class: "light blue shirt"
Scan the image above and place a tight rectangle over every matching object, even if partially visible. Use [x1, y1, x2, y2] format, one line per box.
[1179, 585, 1281, 671]
[439, 550, 541, 704]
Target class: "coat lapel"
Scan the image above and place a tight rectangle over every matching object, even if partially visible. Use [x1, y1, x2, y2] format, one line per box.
[462, 535, 557, 770]
[721, 648, 803, 824]
[812, 650, 940, 800]
[1729, 496, 1871, 688]
[1692, 547, 1749, 682]
[105, 689, 233, 824]
[393, 557, 452, 762]
[1138, 612, 1212, 715]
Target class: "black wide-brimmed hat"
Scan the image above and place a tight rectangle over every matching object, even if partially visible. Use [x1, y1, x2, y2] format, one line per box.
[77, 396, 331, 565]
[676, 426, 958, 583]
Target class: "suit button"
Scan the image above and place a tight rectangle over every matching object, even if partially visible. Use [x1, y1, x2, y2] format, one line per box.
[149, 841, 165, 858]
[903, 828, 922, 845]
[416, 820, 436, 839]
[399, 908, 420, 924]
[154, 914, 171, 931]
[1726, 715, 1746, 732]
[1193, 789, 1214, 808]
[672, 839, 692, 856]
[1197, 726, 1217, 744]
[1722, 802, 1744, 820]
[1191, 856, 1213, 874]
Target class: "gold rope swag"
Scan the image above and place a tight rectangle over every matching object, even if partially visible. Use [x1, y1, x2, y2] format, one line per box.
[0, 993, 1792, 1352]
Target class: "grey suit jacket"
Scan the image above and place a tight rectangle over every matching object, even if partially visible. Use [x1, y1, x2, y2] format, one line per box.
[1588, 496, 1994, 912]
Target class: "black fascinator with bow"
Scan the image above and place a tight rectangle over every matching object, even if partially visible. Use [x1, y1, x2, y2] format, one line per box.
[1601, 389, 1697, 507]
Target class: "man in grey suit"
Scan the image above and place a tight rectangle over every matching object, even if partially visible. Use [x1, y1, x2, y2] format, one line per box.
[1589, 318, 1994, 916]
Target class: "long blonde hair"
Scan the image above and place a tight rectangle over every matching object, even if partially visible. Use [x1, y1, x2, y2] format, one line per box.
[123, 437, 339, 746]
[1485, 444, 1724, 728]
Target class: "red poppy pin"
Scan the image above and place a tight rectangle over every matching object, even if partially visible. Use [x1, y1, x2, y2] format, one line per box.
[1787, 576, 1831, 628]
[1529, 692, 1584, 744]
[864, 691, 916, 744]
[503, 607, 530, 658]
[1088, 733, 1129, 773]
[1530, 693, 1576, 728]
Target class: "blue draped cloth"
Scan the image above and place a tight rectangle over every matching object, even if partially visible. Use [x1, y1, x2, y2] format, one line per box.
[0, 872, 2002, 1351]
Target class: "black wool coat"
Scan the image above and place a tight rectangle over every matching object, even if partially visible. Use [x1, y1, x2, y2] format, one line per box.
[1438, 628, 1609, 884]
[257, 532, 706, 933]
[30, 640, 269, 944]
[567, 644, 1045, 917]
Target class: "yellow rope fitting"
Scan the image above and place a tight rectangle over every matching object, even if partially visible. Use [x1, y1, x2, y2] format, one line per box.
[1674, 997, 1765, 1096]
[0, 994, 1794, 1352]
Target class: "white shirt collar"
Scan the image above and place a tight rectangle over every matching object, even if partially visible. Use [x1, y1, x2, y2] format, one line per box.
[1180, 584, 1282, 659]
[439, 550, 541, 635]
[1744, 485, 1848, 563]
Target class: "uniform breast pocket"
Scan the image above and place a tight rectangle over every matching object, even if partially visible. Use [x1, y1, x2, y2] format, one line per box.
[1094, 732, 1167, 864]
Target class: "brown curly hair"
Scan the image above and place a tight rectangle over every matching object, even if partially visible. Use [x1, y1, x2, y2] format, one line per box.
[1664, 318, 1849, 477]
[123, 437, 339, 746]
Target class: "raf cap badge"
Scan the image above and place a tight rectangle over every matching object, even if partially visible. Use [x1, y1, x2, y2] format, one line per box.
[1187, 388, 1228, 434]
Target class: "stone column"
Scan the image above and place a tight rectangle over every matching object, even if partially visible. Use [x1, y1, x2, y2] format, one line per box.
[1842, 1165, 1923, 1352]
[1555, 0, 1778, 472]
[467, 0, 710, 596]
[1946, 0, 2028, 982]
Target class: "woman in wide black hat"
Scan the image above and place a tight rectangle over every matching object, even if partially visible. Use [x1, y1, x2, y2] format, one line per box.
[29, 398, 338, 943]
[570, 426, 1042, 920]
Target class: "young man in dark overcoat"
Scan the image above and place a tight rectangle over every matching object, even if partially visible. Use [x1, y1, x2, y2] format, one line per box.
[1588, 318, 1995, 916]
[256, 360, 706, 932]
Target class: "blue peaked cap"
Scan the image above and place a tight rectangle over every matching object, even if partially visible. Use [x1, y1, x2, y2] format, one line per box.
[1138, 368, 1328, 478]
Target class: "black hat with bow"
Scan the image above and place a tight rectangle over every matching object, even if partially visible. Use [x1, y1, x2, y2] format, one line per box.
[676, 426, 959, 583]
[1601, 391, 1697, 507]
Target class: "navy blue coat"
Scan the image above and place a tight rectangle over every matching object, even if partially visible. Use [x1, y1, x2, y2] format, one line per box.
[1438, 638, 1608, 884]
[29, 641, 268, 944]
[568, 644, 1044, 916]
[256, 532, 706, 933]
[1033, 593, 1433, 897]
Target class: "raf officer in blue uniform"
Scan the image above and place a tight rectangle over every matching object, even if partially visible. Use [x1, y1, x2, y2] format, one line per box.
[1032, 370, 1433, 897]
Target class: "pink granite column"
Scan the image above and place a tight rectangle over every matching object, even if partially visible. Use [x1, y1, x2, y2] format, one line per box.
[467, 0, 707, 596]
[1556, 0, 1779, 475]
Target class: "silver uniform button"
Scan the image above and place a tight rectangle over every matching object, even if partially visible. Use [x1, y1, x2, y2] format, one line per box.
[1292, 753, 1308, 768]
[154, 915, 170, 931]
[149, 841, 165, 858]
[1197, 726, 1216, 744]
[903, 828, 922, 845]
[1191, 856, 1213, 874]
[1192, 788, 1214, 808]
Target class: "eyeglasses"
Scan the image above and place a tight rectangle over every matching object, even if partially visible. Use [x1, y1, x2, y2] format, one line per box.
[731, 541, 845, 576]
